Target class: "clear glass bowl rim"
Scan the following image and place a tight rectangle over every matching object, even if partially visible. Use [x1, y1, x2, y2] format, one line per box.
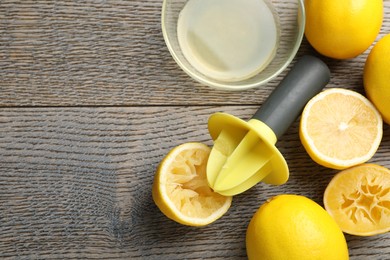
[161, 0, 306, 91]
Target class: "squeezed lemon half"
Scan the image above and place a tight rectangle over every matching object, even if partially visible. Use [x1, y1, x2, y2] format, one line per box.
[324, 164, 390, 236]
[152, 142, 232, 226]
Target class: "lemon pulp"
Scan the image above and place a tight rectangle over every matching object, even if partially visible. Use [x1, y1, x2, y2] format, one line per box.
[299, 88, 383, 169]
[324, 164, 390, 236]
[152, 142, 232, 226]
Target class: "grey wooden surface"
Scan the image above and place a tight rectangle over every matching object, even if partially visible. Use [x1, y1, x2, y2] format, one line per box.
[1, 1, 390, 259]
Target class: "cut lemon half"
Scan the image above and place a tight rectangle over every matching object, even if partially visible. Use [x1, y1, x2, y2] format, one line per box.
[152, 142, 232, 226]
[324, 164, 390, 236]
[300, 88, 383, 170]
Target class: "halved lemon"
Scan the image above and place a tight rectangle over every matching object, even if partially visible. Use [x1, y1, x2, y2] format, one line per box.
[324, 164, 390, 236]
[152, 142, 232, 226]
[300, 88, 383, 170]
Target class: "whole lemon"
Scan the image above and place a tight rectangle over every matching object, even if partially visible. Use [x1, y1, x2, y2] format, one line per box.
[246, 194, 349, 260]
[305, 0, 383, 59]
[364, 34, 390, 124]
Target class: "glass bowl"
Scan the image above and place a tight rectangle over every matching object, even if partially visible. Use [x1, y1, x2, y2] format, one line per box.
[161, 0, 305, 91]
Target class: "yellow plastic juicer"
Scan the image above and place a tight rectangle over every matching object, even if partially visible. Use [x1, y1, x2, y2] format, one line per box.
[207, 55, 331, 196]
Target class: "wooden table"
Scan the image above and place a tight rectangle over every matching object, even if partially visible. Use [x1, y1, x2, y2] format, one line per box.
[1, 1, 389, 259]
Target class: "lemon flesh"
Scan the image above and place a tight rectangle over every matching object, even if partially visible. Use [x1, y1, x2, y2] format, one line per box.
[152, 142, 232, 226]
[324, 164, 390, 236]
[299, 88, 382, 170]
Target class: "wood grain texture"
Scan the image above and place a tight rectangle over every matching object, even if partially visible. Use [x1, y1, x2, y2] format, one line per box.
[1, 107, 390, 259]
[1, 0, 390, 259]
[0, 1, 390, 106]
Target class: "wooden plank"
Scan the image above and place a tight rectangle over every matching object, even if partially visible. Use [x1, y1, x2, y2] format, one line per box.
[1, 107, 389, 259]
[0, 1, 390, 106]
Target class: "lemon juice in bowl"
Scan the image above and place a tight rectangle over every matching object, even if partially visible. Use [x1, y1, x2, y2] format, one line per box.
[177, 0, 279, 82]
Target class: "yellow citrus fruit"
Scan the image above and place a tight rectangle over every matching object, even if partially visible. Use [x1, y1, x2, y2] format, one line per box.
[152, 142, 232, 226]
[364, 33, 390, 124]
[300, 88, 383, 170]
[246, 194, 349, 260]
[305, 0, 383, 59]
[324, 164, 390, 236]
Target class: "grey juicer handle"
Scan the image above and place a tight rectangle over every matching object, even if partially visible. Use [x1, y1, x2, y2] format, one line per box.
[251, 55, 330, 139]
